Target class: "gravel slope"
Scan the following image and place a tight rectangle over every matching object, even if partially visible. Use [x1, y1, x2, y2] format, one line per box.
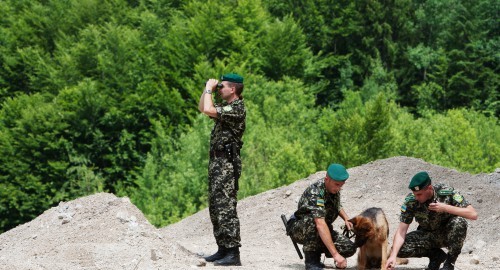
[1, 156, 498, 270]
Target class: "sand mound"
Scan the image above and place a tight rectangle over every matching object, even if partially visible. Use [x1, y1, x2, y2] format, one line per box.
[1, 156, 499, 270]
[0, 193, 199, 270]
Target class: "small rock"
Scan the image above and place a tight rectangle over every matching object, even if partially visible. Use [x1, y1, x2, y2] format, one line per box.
[477, 198, 483, 203]
[196, 259, 206, 267]
[285, 190, 292, 197]
[116, 211, 130, 223]
[470, 255, 480, 264]
[461, 244, 473, 254]
[470, 258, 479, 264]
[151, 249, 163, 261]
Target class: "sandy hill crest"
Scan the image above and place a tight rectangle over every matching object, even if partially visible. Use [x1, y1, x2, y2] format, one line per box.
[1, 156, 499, 270]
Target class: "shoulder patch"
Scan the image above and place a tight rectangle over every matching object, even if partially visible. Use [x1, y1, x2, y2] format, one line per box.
[405, 194, 416, 202]
[222, 105, 232, 112]
[401, 204, 407, 212]
[453, 194, 464, 203]
[316, 198, 325, 207]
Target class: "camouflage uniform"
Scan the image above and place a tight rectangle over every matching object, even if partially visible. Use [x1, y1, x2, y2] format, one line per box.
[289, 179, 356, 257]
[208, 99, 245, 249]
[397, 183, 470, 258]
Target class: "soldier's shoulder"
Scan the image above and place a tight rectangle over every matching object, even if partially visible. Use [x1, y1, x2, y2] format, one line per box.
[402, 193, 417, 206]
[435, 183, 455, 196]
[404, 192, 416, 202]
[307, 180, 325, 196]
[232, 99, 245, 107]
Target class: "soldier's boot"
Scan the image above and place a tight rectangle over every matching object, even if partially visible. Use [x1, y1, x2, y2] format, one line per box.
[439, 253, 458, 270]
[214, 247, 242, 266]
[204, 246, 227, 262]
[304, 251, 323, 270]
[425, 249, 447, 270]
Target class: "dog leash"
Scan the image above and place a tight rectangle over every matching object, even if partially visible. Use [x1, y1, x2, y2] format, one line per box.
[341, 225, 355, 239]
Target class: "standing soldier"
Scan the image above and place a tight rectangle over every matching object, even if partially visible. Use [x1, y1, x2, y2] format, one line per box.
[198, 73, 245, 266]
[287, 164, 357, 270]
[386, 171, 478, 270]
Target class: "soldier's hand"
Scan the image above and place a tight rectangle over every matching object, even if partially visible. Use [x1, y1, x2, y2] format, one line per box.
[344, 220, 353, 231]
[429, 202, 446, 213]
[386, 257, 396, 270]
[205, 79, 218, 91]
[333, 254, 347, 269]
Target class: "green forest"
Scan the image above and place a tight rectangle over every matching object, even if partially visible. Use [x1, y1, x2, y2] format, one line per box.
[0, 0, 498, 233]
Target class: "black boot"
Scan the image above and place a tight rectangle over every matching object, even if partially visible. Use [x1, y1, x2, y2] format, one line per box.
[304, 251, 323, 270]
[425, 249, 447, 270]
[214, 247, 242, 266]
[439, 253, 458, 270]
[204, 246, 227, 262]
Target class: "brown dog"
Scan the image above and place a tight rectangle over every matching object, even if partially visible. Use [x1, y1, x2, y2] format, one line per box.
[348, 207, 401, 270]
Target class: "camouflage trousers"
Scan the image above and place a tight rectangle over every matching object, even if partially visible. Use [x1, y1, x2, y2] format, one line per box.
[208, 155, 241, 248]
[397, 216, 468, 258]
[289, 216, 356, 257]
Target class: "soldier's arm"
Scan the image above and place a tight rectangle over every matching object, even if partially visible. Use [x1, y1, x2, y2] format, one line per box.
[386, 222, 410, 269]
[199, 79, 218, 117]
[429, 203, 478, 220]
[314, 217, 347, 268]
[338, 208, 353, 230]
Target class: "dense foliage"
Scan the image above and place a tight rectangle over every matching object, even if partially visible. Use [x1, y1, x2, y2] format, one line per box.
[0, 0, 498, 231]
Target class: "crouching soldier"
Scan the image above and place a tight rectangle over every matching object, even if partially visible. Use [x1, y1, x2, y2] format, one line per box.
[288, 164, 357, 270]
[386, 171, 478, 270]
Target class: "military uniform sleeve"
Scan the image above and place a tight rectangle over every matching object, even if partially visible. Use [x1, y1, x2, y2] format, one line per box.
[216, 102, 245, 127]
[450, 190, 470, 208]
[399, 193, 415, 224]
[302, 186, 326, 219]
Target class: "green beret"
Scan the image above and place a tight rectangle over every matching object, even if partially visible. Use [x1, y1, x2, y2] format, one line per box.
[409, 171, 431, 191]
[327, 164, 349, 181]
[221, 73, 243, 83]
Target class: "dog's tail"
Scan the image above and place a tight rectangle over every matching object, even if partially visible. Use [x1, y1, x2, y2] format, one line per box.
[396, 257, 409, 265]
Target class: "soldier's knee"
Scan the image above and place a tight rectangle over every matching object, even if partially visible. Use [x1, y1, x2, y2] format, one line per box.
[448, 216, 468, 233]
[450, 216, 467, 226]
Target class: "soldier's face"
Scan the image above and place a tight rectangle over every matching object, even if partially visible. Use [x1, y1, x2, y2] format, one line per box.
[218, 82, 235, 100]
[325, 175, 345, 194]
[413, 185, 433, 203]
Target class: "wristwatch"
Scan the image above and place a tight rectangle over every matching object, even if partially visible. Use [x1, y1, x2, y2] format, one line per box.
[205, 89, 212, 94]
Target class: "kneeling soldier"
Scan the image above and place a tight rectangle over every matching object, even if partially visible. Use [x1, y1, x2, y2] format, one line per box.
[386, 171, 478, 270]
[288, 164, 357, 270]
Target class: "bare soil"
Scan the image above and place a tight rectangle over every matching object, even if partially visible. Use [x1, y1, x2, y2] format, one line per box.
[1, 156, 499, 270]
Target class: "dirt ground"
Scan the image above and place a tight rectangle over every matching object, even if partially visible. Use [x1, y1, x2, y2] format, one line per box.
[1, 156, 499, 270]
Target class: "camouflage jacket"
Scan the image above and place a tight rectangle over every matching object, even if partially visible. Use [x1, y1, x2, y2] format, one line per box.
[210, 99, 246, 152]
[294, 179, 342, 224]
[399, 183, 471, 231]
